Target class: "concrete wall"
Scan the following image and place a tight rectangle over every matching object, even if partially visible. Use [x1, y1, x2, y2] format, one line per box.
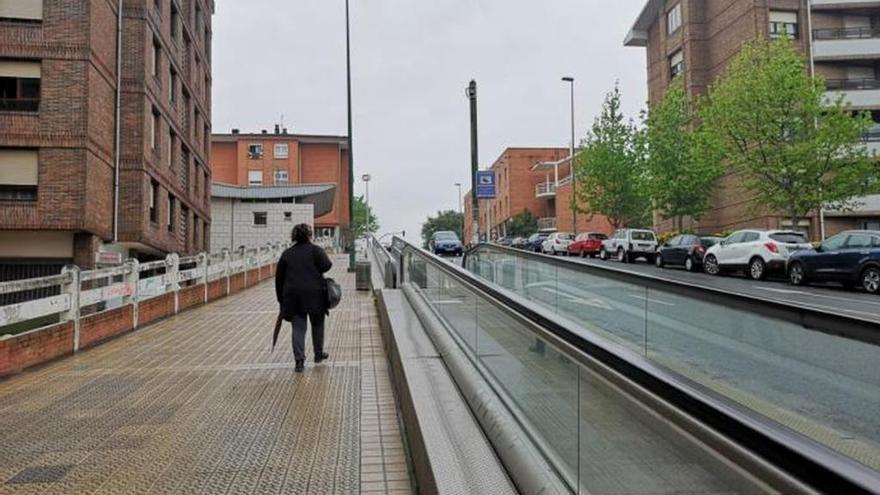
[211, 197, 313, 250]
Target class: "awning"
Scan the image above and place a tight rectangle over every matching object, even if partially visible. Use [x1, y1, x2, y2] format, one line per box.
[212, 183, 337, 217]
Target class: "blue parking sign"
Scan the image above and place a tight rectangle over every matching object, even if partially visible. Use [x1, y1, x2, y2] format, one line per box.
[475, 170, 496, 199]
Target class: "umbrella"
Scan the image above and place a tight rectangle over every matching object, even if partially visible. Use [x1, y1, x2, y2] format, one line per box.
[272, 313, 284, 350]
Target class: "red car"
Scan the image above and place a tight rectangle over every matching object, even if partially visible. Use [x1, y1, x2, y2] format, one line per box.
[568, 232, 608, 258]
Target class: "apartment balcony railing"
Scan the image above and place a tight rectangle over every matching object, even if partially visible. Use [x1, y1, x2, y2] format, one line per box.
[558, 174, 573, 187]
[0, 98, 39, 112]
[864, 128, 880, 142]
[537, 217, 557, 231]
[535, 181, 557, 198]
[826, 78, 880, 91]
[813, 26, 880, 41]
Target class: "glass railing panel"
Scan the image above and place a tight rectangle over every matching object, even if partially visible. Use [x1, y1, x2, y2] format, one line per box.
[646, 286, 880, 471]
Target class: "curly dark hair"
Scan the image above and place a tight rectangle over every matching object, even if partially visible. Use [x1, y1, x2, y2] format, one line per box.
[292, 223, 312, 244]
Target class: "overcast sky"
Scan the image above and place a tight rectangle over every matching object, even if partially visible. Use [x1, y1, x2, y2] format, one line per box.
[212, 0, 648, 242]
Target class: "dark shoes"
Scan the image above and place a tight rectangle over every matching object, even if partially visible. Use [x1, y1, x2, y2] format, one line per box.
[315, 352, 330, 364]
[294, 360, 304, 373]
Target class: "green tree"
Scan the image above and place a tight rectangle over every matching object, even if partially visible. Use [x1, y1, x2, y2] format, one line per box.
[505, 209, 538, 237]
[642, 78, 724, 231]
[574, 84, 651, 228]
[701, 37, 877, 230]
[352, 195, 379, 237]
[421, 210, 464, 248]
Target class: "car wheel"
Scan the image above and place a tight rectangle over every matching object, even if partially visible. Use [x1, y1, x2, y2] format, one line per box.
[788, 262, 806, 286]
[617, 248, 627, 263]
[600, 248, 608, 261]
[580, 251, 586, 258]
[589, 253, 596, 259]
[704, 255, 720, 276]
[654, 254, 663, 268]
[861, 266, 880, 294]
[684, 256, 695, 272]
[748, 257, 766, 281]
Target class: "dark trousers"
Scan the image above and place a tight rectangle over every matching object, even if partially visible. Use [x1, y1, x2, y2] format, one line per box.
[292, 313, 325, 361]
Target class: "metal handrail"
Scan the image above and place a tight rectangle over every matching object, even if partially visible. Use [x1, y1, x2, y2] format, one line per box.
[398, 237, 880, 493]
[535, 181, 556, 196]
[814, 26, 880, 40]
[826, 78, 880, 91]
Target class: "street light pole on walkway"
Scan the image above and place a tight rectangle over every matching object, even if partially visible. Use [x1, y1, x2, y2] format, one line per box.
[346, 0, 356, 270]
[467, 80, 479, 246]
[455, 182, 463, 238]
[562, 76, 577, 235]
[362, 173, 371, 234]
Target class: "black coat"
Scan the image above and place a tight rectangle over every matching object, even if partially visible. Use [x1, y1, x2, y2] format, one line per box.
[275, 242, 333, 320]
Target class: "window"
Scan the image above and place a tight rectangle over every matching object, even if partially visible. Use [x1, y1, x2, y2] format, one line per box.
[168, 130, 175, 168]
[167, 195, 176, 232]
[152, 37, 161, 78]
[170, 2, 179, 41]
[769, 11, 798, 39]
[669, 50, 684, 79]
[0, 61, 41, 112]
[0, 1, 43, 21]
[845, 234, 873, 249]
[667, 3, 682, 34]
[247, 144, 263, 159]
[274, 170, 289, 184]
[154, 0, 161, 15]
[169, 68, 177, 104]
[149, 180, 159, 222]
[742, 232, 760, 243]
[253, 212, 267, 226]
[248, 170, 262, 185]
[821, 234, 848, 251]
[274, 143, 289, 158]
[284, 212, 293, 221]
[0, 149, 38, 201]
[151, 109, 160, 151]
[193, 216, 199, 249]
[726, 232, 746, 244]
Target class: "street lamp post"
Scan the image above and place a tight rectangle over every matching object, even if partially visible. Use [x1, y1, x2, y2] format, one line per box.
[345, 0, 356, 270]
[466, 81, 480, 246]
[362, 173, 371, 234]
[562, 76, 577, 235]
[454, 182, 463, 238]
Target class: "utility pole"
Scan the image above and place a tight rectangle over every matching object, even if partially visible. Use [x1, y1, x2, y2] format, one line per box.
[467, 80, 479, 246]
[563, 76, 577, 234]
[345, 0, 356, 270]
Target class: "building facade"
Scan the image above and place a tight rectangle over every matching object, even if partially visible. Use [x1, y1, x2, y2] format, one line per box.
[463, 147, 613, 242]
[625, 0, 880, 237]
[0, 0, 213, 278]
[211, 129, 350, 244]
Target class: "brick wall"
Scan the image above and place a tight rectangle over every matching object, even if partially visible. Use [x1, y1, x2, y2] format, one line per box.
[229, 272, 245, 293]
[207, 279, 226, 301]
[80, 306, 134, 348]
[178, 284, 205, 311]
[0, 322, 74, 377]
[139, 293, 175, 326]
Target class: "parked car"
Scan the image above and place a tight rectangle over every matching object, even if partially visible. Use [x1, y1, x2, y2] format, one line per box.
[495, 237, 513, 247]
[787, 230, 880, 294]
[510, 237, 527, 249]
[568, 232, 608, 258]
[541, 232, 575, 255]
[703, 230, 811, 280]
[600, 228, 658, 263]
[430, 231, 463, 256]
[525, 233, 550, 252]
[655, 234, 722, 272]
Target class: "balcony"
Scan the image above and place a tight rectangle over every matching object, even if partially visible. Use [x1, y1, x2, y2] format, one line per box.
[825, 78, 880, 109]
[864, 127, 880, 154]
[535, 181, 556, 198]
[813, 27, 880, 61]
[537, 217, 557, 231]
[812, 0, 880, 8]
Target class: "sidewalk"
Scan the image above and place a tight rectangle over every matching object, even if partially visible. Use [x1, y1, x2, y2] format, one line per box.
[0, 256, 412, 494]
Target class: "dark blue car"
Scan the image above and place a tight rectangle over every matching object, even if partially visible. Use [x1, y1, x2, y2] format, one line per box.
[787, 230, 880, 294]
[525, 233, 549, 252]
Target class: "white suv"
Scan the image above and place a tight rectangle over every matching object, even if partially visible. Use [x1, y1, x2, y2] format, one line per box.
[541, 232, 574, 255]
[703, 229, 812, 280]
[600, 228, 658, 263]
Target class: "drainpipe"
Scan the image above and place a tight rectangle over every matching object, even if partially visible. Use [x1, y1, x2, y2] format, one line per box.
[113, 0, 124, 243]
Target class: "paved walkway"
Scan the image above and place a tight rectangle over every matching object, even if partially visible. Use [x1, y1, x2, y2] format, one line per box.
[0, 257, 413, 494]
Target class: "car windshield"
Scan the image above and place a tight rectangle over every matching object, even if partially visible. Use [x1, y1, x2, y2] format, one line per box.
[769, 232, 807, 244]
[631, 231, 655, 241]
[434, 232, 458, 241]
[558, 233, 574, 240]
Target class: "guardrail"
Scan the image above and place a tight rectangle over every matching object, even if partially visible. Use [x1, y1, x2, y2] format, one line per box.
[0, 242, 290, 377]
[826, 78, 880, 91]
[537, 217, 557, 231]
[814, 26, 880, 41]
[535, 181, 556, 197]
[462, 242, 880, 492]
[367, 236, 397, 289]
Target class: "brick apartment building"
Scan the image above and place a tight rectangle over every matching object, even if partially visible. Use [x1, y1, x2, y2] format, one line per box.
[211, 128, 351, 245]
[463, 147, 613, 242]
[626, 0, 880, 237]
[0, 0, 214, 279]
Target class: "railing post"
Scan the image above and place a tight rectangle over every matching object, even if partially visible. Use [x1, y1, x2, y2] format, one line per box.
[199, 252, 209, 303]
[61, 265, 81, 352]
[125, 259, 140, 329]
[166, 253, 180, 314]
[222, 248, 231, 296]
[239, 246, 248, 287]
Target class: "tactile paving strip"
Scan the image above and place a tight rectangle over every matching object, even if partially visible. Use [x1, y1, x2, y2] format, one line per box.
[0, 256, 414, 495]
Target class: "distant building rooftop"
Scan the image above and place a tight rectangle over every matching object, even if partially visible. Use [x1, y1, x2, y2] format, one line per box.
[211, 183, 337, 217]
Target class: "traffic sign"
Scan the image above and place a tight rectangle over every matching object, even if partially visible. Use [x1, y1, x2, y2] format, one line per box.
[475, 170, 496, 199]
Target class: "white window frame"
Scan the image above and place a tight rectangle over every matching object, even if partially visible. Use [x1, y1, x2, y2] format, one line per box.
[274, 143, 289, 158]
[670, 50, 684, 78]
[0, 1, 44, 20]
[274, 169, 289, 184]
[247, 144, 263, 159]
[769, 11, 799, 39]
[248, 170, 263, 186]
[667, 3, 682, 35]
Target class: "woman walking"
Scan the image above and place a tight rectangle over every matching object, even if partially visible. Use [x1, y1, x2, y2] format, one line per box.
[275, 224, 333, 372]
